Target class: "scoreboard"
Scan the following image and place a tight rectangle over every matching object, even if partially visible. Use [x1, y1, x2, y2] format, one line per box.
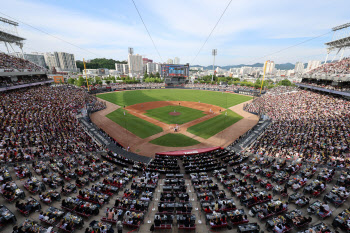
[161, 64, 189, 78]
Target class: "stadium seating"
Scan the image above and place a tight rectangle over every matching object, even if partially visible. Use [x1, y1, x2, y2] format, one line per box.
[0, 52, 46, 72]
[1, 82, 350, 233]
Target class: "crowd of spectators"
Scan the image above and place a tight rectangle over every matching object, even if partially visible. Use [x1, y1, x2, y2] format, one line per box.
[0, 86, 105, 163]
[299, 82, 350, 92]
[111, 83, 164, 89]
[185, 83, 259, 92]
[245, 87, 350, 165]
[0, 53, 46, 72]
[0, 76, 50, 88]
[308, 58, 350, 75]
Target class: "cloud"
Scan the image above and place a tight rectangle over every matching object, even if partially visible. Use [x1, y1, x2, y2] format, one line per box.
[0, 0, 349, 66]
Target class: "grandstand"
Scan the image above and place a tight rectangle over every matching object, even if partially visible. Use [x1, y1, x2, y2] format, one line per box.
[0, 17, 50, 92]
[1, 15, 350, 233]
[1, 75, 350, 233]
[297, 57, 350, 98]
[297, 23, 350, 97]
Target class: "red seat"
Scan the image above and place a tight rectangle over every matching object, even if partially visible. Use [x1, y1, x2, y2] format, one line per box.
[178, 224, 196, 230]
[154, 224, 172, 229]
[57, 224, 74, 233]
[211, 222, 228, 228]
[101, 217, 117, 224]
[75, 211, 91, 219]
[17, 209, 29, 216]
[232, 219, 249, 225]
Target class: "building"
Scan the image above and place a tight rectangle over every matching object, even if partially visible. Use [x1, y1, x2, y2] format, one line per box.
[294, 62, 305, 74]
[142, 58, 153, 64]
[44, 53, 59, 71]
[156, 63, 162, 73]
[215, 67, 226, 75]
[167, 59, 173, 64]
[146, 63, 157, 74]
[306, 60, 321, 71]
[240, 66, 253, 75]
[174, 57, 180, 64]
[44, 52, 78, 72]
[265, 60, 275, 74]
[128, 54, 143, 76]
[11, 52, 47, 68]
[115, 63, 123, 73]
[122, 64, 129, 74]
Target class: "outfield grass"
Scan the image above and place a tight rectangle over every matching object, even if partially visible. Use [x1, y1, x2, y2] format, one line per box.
[144, 106, 205, 125]
[97, 89, 251, 108]
[149, 133, 200, 147]
[106, 108, 163, 139]
[187, 109, 243, 139]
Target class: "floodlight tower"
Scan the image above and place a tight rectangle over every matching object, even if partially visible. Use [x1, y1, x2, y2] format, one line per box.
[211, 49, 217, 83]
[128, 47, 134, 76]
[0, 17, 25, 55]
[324, 23, 350, 63]
[128, 47, 134, 55]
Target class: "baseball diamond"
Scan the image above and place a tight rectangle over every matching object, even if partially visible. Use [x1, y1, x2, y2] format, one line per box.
[94, 89, 258, 156]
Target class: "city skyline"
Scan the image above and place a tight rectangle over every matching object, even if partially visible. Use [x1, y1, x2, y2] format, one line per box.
[0, 0, 349, 66]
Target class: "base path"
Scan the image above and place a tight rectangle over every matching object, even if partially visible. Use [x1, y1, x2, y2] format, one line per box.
[91, 98, 258, 157]
[125, 101, 223, 130]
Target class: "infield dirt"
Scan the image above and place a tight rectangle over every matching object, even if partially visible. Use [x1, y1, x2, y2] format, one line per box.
[91, 99, 258, 157]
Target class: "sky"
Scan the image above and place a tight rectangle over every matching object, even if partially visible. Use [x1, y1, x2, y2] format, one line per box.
[0, 0, 349, 66]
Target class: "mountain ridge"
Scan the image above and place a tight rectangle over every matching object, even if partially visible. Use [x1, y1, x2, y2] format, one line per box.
[190, 63, 297, 70]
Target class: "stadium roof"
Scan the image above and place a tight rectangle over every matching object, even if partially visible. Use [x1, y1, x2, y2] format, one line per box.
[0, 30, 25, 44]
[325, 36, 350, 50]
[332, 23, 350, 31]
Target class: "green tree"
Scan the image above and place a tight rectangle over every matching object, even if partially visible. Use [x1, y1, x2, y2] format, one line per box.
[76, 58, 127, 70]
[155, 72, 160, 78]
[278, 79, 292, 86]
[144, 72, 149, 79]
[94, 76, 102, 85]
[75, 76, 85, 87]
[67, 78, 75, 85]
[106, 80, 111, 84]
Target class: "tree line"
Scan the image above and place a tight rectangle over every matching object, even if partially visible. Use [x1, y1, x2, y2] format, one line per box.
[76, 58, 127, 70]
[194, 75, 293, 88]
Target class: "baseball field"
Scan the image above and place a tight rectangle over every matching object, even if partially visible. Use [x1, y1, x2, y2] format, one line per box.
[93, 89, 257, 155]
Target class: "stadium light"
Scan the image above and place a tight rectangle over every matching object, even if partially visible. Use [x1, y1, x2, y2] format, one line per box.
[211, 49, 217, 83]
[332, 23, 350, 32]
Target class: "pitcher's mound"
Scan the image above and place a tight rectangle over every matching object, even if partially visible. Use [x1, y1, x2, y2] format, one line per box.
[169, 112, 181, 116]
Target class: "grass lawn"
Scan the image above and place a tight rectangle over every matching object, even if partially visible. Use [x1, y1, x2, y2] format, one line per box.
[97, 89, 251, 108]
[144, 106, 205, 125]
[149, 133, 200, 147]
[106, 108, 163, 139]
[187, 109, 243, 139]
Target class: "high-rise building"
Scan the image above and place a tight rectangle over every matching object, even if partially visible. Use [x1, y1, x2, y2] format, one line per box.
[115, 63, 123, 73]
[174, 57, 180, 64]
[265, 60, 275, 74]
[167, 59, 173, 64]
[44, 52, 78, 72]
[122, 64, 129, 74]
[240, 66, 253, 75]
[146, 63, 157, 74]
[306, 60, 321, 71]
[294, 62, 304, 74]
[44, 53, 59, 70]
[11, 52, 47, 68]
[128, 54, 143, 75]
[156, 63, 162, 73]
